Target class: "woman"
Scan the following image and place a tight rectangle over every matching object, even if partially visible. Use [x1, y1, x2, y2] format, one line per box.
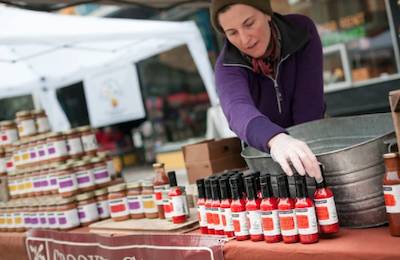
[210, 0, 324, 182]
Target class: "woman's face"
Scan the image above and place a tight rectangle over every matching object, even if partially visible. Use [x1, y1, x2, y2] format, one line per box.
[218, 4, 272, 58]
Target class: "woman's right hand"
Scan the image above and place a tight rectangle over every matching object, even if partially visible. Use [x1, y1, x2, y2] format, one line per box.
[269, 133, 323, 182]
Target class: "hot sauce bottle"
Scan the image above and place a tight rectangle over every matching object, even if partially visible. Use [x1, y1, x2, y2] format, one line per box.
[244, 176, 264, 242]
[153, 163, 169, 219]
[168, 171, 186, 224]
[204, 179, 215, 235]
[219, 177, 235, 237]
[196, 178, 208, 234]
[211, 178, 224, 235]
[314, 165, 339, 234]
[251, 172, 263, 200]
[260, 174, 282, 243]
[232, 173, 247, 202]
[295, 175, 319, 244]
[230, 176, 250, 241]
[382, 153, 400, 237]
[277, 175, 299, 243]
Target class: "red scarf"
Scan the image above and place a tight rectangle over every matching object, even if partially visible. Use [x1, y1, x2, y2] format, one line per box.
[251, 22, 280, 79]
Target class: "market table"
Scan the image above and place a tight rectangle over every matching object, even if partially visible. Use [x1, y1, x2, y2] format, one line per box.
[1, 226, 399, 260]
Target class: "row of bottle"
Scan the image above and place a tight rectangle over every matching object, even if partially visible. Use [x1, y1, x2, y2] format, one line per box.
[196, 168, 339, 244]
[0, 110, 51, 149]
[7, 152, 117, 199]
[0, 126, 99, 175]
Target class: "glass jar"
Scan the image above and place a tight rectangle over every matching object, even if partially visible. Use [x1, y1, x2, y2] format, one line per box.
[73, 160, 96, 193]
[0, 120, 19, 148]
[0, 202, 6, 232]
[38, 200, 48, 229]
[108, 184, 130, 221]
[19, 139, 31, 168]
[56, 164, 79, 198]
[64, 129, 84, 159]
[16, 110, 37, 139]
[91, 157, 111, 188]
[66, 158, 79, 167]
[46, 200, 58, 230]
[8, 171, 19, 199]
[15, 169, 27, 198]
[126, 182, 145, 219]
[31, 166, 43, 197]
[40, 164, 51, 195]
[46, 132, 69, 163]
[29, 201, 40, 230]
[48, 162, 64, 195]
[98, 151, 117, 180]
[78, 126, 98, 155]
[22, 202, 31, 231]
[56, 196, 80, 231]
[32, 109, 50, 134]
[161, 189, 172, 221]
[13, 202, 25, 232]
[76, 192, 100, 227]
[28, 137, 39, 167]
[141, 182, 159, 219]
[12, 141, 22, 169]
[6, 202, 16, 232]
[94, 188, 110, 220]
[36, 134, 49, 164]
[23, 168, 34, 197]
[153, 163, 169, 219]
[5, 147, 16, 173]
[0, 149, 6, 176]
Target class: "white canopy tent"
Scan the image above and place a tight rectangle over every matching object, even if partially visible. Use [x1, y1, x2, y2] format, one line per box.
[0, 6, 218, 131]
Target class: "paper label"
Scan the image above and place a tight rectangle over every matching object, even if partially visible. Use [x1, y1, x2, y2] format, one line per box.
[36, 117, 50, 133]
[47, 212, 58, 229]
[77, 203, 99, 223]
[142, 194, 158, 214]
[205, 206, 214, 230]
[295, 207, 318, 235]
[154, 184, 170, 205]
[40, 174, 50, 191]
[314, 196, 339, 225]
[57, 208, 80, 229]
[163, 199, 172, 219]
[170, 195, 186, 218]
[30, 212, 40, 229]
[13, 151, 21, 167]
[76, 169, 95, 188]
[93, 167, 111, 185]
[128, 195, 144, 214]
[6, 213, 15, 228]
[18, 119, 37, 137]
[1, 128, 19, 145]
[109, 197, 130, 217]
[96, 200, 110, 219]
[232, 211, 249, 236]
[81, 134, 98, 152]
[57, 174, 78, 193]
[32, 175, 42, 193]
[16, 178, 26, 194]
[8, 179, 18, 196]
[47, 173, 58, 190]
[106, 159, 117, 178]
[13, 212, 24, 228]
[47, 140, 68, 159]
[29, 146, 38, 164]
[261, 209, 281, 236]
[38, 212, 48, 228]
[66, 137, 83, 156]
[24, 177, 34, 194]
[20, 148, 31, 166]
[23, 212, 31, 229]
[247, 210, 263, 235]
[0, 213, 5, 229]
[37, 144, 48, 162]
[211, 207, 223, 231]
[278, 209, 298, 236]
[0, 157, 6, 173]
[197, 205, 207, 227]
[220, 207, 234, 232]
[383, 185, 400, 214]
[6, 156, 15, 172]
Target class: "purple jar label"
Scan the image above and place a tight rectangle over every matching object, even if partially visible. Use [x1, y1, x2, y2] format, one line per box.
[59, 180, 73, 188]
[49, 218, 56, 225]
[25, 218, 31, 224]
[78, 212, 86, 219]
[41, 180, 49, 187]
[34, 181, 41, 188]
[30, 153, 37, 158]
[50, 179, 57, 186]
[67, 145, 71, 152]
[77, 176, 90, 184]
[40, 218, 47, 224]
[94, 172, 109, 180]
[30, 218, 39, 225]
[129, 202, 141, 210]
[48, 147, 56, 154]
[59, 217, 67, 225]
[98, 207, 104, 215]
[39, 150, 45, 156]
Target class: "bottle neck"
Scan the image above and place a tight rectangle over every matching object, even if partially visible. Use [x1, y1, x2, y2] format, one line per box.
[385, 157, 400, 172]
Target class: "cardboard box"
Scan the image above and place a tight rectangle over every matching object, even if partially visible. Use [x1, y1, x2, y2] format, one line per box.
[182, 138, 246, 184]
[389, 89, 400, 147]
[0, 176, 10, 202]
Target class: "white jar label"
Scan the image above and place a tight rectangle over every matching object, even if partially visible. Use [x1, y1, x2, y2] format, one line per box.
[57, 208, 80, 229]
[93, 166, 111, 185]
[13, 212, 24, 228]
[37, 144, 48, 162]
[383, 185, 400, 214]
[13, 151, 21, 167]
[128, 195, 144, 214]
[6, 156, 15, 172]
[16, 178, 26, 194]
[314, 196, 339, 225]
[170, 195, 186, 218]
[47, 212, 58, 229]
[106, 159, 117, 178]
[36, 117, 50, 133]
[142, 194, 158, 214]
[23, 212, 31, 229]
[154, 184, 170, 205]
[97, 200, 111, 219]
[211, 207, 223, 231]
[57, 174, 78, 194]
[47, 140, 68, 159]
[77, 203, 99, 223]
[205, 206, 214, 230]
[6, 213, 15, 228]
[32, 175, 42, 193]
[66, 137, 83, 156]
[232, 211, 250, 236]
[81, 134, 98, 152]
[197, 205, 207, 227]
[18, 119, 37, 137]
[38, 212, 48, 228]
[109, 197, 130, 218]
[278, 209, 298, 236]
[30, 212, 40, 229]
[247, 210, 263, 235]
[40, 174, 50, 191]
[0, 157, 6, 173]
[48, 173, 58, 190]
[24, 177, 34, 194]
[29, 147, 38, 164]
[8, 179, 18, 196]
[163, 199, 172, 219]
[261, 209, 281, 236]
[20, 148, 31, 166]
[1, 128, 19, 146]
[295, 207, 319, 235]
[220, 207, 234, 232]
[76, 169, 95, 189]
[0, 213, 5, 229]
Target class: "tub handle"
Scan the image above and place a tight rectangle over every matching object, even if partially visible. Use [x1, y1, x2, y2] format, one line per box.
[383, 134, 398, 153]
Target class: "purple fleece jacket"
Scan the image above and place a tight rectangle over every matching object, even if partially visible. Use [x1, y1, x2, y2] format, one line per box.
[215, 13, 325, 153]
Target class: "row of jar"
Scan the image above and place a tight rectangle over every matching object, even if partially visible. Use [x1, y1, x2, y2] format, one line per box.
[0, 182, 191, 232]
[0, 126, 99, 175]
[0, 110, 51, 149]
[7, 155, 117, 199]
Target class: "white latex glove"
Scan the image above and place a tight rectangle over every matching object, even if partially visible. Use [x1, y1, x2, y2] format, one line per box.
[269, 133, 323, 183]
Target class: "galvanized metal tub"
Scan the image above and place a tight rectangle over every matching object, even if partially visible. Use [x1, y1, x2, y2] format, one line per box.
[241, 113, 395, 228]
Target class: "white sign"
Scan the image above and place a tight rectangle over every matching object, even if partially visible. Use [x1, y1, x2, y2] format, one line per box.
[84, 64, 146, 127]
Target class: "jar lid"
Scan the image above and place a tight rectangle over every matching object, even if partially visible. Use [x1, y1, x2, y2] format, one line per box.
[383, 153, 399, 159]
[90, 157, 103, 164]
[56, 164, 73, 171]
[31, 165, 41, 172]
[28, 200, 39, 207]
[72, 160, 89, 168]
[63, 129, 77, 135]
[77, 125, 92, 132]
[0, 120, 15, 126]
[76, 192, 95, 201]
[56, 196, 76, 205]
[5, 147, 13, 153]
[7, 170, 17, 176]
[46, 198, 59, 206]
[24, 167, 33, 173]
[142, 182, 154, 188]
[17, 168, 26, 175]
[0, 148, 4, 154]
[49, 161, 66, 169]
[7, 201, 15, 208]
[46, 132, 64, 138]
[108, 183, 126, 193]
[94, 188, 108, 196]
[16, 110, 32, 117]
[153, 163, 165, 167]
[126, 182, 142, 189]
[66, 158, 79, 166]
[19, 138, 29, 145]
[82, 155, 95, 162]
[12, 141, 21, 147]
[0, 202, 5, 208]
[35, 134, 46, 141]
[40, 164, 51, 171]
[97, 151, 111, 158]
[28, 136, 38, 142]
[31, 109, 46, 115]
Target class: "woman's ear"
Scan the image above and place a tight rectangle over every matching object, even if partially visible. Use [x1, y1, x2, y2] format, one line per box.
[267, 15, 272, 22]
